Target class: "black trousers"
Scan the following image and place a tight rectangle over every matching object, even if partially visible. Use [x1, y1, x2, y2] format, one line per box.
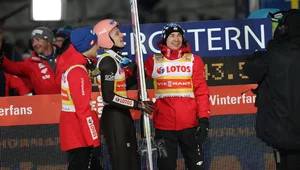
[155, 127, 204, 170]
[273, 148, 300, 170]
[67, 147, 102, 170]
[101, 106, 141, 170]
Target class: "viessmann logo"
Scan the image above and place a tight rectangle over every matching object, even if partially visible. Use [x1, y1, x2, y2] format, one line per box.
[156, 65, 191, 74]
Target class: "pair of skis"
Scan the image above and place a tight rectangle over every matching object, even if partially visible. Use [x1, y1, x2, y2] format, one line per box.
[130, 0, 156, 170]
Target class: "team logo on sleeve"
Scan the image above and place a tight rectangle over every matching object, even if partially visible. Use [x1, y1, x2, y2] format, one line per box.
[86, 116, 98, 140]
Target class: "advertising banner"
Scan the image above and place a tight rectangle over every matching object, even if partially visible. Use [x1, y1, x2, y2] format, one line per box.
[0, 84, 257, 127]
[116, 18, 272, 59]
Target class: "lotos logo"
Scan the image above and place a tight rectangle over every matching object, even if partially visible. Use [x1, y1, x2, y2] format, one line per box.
[112, 96, 134, 107]
[166, 65, 191, 73]
[157, 67, 165, 74]
[157, 65, 191, 74]
[86, 116, 98, 140]
[87, 117, 93, 125]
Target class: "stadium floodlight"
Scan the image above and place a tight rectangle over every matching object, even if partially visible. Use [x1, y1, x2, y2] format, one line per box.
[31, 0, 67, 21]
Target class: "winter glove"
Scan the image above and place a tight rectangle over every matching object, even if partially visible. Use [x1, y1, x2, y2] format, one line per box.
[90, 145, 102, 159]
[156, 138, 168, 158]
[137, 101, 154, 114]
[195, 117, 209, 145]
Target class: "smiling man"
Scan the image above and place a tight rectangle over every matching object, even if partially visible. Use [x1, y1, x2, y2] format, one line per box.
[0, 27, 60, 95]
[144, 23, 210, 170]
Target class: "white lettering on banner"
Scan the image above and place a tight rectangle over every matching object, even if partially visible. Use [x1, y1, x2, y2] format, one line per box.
[127, 32, 135, 56]
[210, 94, 256, 105]
[120, 24, 266, 56]
[121, 31, 161, 56]
[129, 33, 147, 55]
[187, 29, 206, 51]
[86, 116, 98, 140]
[208, 28, 222, 51]
[112, 96, 134, 107]
[225, 27, 241, 50]
[0, 105, 33, 116]
[185, 25, 265, 52]
[148, 31, 161, 53]
[245, 25, 265, 50]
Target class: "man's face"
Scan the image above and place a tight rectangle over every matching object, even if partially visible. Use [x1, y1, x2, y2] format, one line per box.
[166, 32, 183, 50]
[32, 37, 49, 55]
[54, 37, 65, 48]
[109, 27, 125, 48]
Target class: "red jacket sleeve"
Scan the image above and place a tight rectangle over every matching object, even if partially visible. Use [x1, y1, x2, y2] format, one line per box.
[67, 67, 100, 147]
[193, 55, 210, 119]
[1, 56, 31, 77]
[6, 73, 31, 96]
[144, 55, 154, 78]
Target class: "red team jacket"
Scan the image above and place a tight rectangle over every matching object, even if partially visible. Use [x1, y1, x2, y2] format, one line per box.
[144, 41, 210, 130]
[1, 52, 60, 95]
[56, 45, 100, 151]
[4, 73, 31, 96]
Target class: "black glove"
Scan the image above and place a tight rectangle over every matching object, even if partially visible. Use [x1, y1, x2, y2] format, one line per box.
[195, 117, 209, 145]
[90, 145, 102, 159]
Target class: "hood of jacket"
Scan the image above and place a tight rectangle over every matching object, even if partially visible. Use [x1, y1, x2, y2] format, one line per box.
[56, 44, 87, 73]
[55, 44, 87, 86]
